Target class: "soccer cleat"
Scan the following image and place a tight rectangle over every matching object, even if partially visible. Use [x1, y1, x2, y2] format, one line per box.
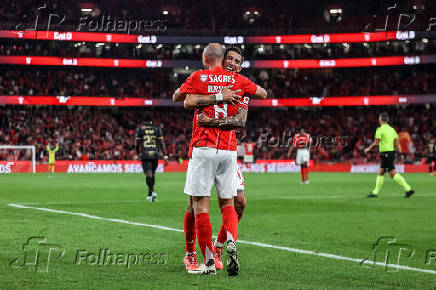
[405, 189, 415, 198]
[366, 193, 378, 198]
[146, 195, 153, 202]
[187, 263, 216, 275]
[151, 191, 157, 202]
[226, 240, 239, 276]
[213, 244, 224, 270]
[183, 253, 199, 270]
[304, 180, 310, 184]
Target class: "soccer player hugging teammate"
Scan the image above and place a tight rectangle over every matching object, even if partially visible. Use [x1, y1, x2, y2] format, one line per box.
[135, 112, 168, 202]
[173, 44, 267, 275]
[288, 128, 311, 184]
[364, 112, 415, 198]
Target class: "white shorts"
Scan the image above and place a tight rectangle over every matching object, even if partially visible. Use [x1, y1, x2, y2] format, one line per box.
[234, 164, 245, 194]
[184, 147, 237, 199]
[296, 149, 310, 165]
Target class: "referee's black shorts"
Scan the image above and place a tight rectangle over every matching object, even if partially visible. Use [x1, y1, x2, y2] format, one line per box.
[380, 151, 395, 172]
[141, 158, 158, 173]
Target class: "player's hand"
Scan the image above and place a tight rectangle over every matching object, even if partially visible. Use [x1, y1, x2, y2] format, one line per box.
[163, 155, 169, 166]
[197, 112, 212, 127]
[364, 148, 370, 154]
[221, 86, 242, 105]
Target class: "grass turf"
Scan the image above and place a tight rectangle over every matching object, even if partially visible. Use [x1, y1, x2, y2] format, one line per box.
[1, 172, 436, 289]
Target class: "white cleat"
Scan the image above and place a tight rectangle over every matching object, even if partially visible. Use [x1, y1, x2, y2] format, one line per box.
[187, 263, 216, 275]
[304, 180, 310, 184]
[146, 195, 153, 202]
[151, 191, 157, 202]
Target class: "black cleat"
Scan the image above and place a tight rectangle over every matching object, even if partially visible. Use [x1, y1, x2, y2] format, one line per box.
[366, 193, 378, 198]
[405, 189, 415, 198]
[226, 241, 239, 276]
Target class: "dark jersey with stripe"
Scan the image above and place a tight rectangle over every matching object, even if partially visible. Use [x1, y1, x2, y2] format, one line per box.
[135, 123, 162, 160]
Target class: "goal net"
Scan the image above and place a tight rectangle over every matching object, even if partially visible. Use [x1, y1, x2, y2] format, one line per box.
[0, 145, 36, 173]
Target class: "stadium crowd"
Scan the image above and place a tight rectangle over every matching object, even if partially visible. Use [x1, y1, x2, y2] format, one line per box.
[1, 67, 435, 98]
[1, 105, 434, 163]
[1, 40, 434, 60]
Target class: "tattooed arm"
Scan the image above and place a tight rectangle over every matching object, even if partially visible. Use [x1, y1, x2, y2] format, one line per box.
[197, 106, 247, 129]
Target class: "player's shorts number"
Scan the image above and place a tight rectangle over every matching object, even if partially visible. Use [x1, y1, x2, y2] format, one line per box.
[214, 104, 228, 119]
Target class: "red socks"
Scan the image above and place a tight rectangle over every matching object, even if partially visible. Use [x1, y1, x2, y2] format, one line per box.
[195, 213, 214, 263]
[301, 167, 309, 181]
[217, 224, 227, 245]
[184, 211, 196, 253]
[217, 208, 243, 244]
[221, 205, 238, 242]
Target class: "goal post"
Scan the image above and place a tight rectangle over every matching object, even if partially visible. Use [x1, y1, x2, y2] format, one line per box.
[0, 145, 36, 173]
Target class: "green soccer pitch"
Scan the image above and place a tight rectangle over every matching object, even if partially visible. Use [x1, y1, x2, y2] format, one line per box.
[1, 172, 435, 289]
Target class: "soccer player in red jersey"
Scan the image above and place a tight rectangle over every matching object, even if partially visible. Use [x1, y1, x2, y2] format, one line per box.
[173, 46, 266, 273]
[288, 128, 311, 184]
[175, 43, 266, 275]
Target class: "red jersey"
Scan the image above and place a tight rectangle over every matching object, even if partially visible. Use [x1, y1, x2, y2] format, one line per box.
[244, 142, 255, 156]
[180, 66, 257, 156]
[293, 133, 311, 149]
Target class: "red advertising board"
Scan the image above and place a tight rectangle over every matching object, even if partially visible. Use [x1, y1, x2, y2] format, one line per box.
[0, 160, 427, 174]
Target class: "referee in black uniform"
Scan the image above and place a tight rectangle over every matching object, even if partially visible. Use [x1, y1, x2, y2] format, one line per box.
[135, 112, 168, 202]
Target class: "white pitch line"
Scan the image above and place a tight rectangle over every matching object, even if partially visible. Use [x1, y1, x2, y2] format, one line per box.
[7, 203, 436, 275]
[15, 193, 436, 205]
[19, 200, 146, 205]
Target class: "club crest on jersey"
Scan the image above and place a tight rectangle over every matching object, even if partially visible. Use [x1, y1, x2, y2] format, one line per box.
[200, 74, 208, 82]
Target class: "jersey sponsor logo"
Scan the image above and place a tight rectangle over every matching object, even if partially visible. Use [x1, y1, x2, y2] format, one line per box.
[206, 74, 235, 84]
[200, 74, 208, 82]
